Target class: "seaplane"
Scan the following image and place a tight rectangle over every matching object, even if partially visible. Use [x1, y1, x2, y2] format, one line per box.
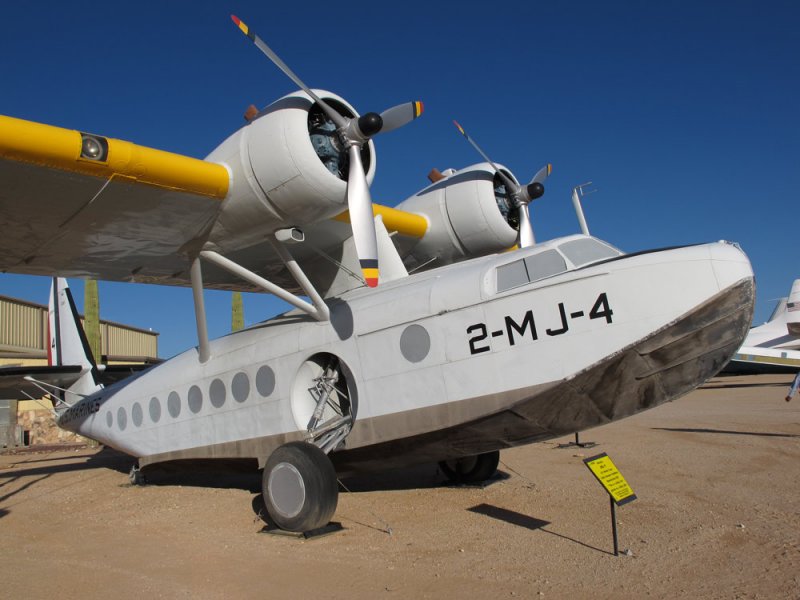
[0, 16, 755, 532]
[725, 279, 800, 373]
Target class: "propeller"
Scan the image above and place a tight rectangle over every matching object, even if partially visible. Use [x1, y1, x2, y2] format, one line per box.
[231, 15, 423, 287]
[453, 120, 550, 248]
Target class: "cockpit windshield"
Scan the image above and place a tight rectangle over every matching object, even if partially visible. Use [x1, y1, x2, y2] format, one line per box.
[495, 237, 624, 293]
[557, 238, 621, 267]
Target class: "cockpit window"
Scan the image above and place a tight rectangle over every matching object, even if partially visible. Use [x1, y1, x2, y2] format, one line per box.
[496, 259, 529, 291]
[496, 250, 567, 292]
[558, 238, 621, 267]
[524, 250, 567, 281]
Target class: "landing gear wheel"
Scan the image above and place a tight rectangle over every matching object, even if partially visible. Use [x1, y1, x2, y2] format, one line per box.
[129, 464, 146, 486]
[263, 441, 338, 532]
[439, 450, 500, 484]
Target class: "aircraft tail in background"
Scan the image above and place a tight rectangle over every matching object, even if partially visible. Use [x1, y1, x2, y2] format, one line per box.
[47, 278, 102, 402]
[786, 280, 800, 336]
[724, 278, 800, 374]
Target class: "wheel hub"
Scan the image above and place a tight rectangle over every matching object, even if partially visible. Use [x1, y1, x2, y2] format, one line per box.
[268, 462, 306, 518]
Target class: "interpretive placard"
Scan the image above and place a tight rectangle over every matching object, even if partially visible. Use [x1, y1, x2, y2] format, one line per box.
[583, 452, 637, 506]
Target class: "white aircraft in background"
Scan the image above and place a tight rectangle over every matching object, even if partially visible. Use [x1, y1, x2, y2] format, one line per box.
[0, 16, 755, 532]
[725, 279, 800, 373]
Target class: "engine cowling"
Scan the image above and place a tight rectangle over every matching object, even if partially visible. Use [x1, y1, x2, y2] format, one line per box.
[394, 163, 519, 270]
[205, 90, 376, 253]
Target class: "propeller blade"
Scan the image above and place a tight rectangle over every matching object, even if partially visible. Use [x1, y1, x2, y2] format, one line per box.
[231, 15, 347, 129]
[346, 146, 379, 287]
[530, 163, 552, 185]
[380, 101, 424, 134]
[453, 121, 518, 193]
[518, 204, 535, 248]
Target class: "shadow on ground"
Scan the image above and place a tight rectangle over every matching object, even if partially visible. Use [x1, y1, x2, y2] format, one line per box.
[468, 502, 614, 555]
[653, 427, 800, 438]
[142, 458, 512, 496]
[701, 381, 789, 390]
[0, 446, 128, 481]
[468, 503, 549, 531]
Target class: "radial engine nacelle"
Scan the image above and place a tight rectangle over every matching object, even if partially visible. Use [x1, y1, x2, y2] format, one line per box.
[394, 163, 520, 270]
[206, 90, 376, 253]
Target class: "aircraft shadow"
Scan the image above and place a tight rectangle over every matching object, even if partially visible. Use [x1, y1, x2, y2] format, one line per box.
[653, 427, 800, 438]
[468, 503, 613, 555]
[700, 382, 789, 389]
[339, 465, 511, 493]
[141, 460, 262, 493]
[0, 474, 52, 507]
[0, 453, 89, 466]
[0, 447, 125, 480]
[140, 461, 511, 495]
[0, 447, 128, 518]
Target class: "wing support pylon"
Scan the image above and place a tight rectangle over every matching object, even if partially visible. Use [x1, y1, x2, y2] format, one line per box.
[189, 234, 331, 363]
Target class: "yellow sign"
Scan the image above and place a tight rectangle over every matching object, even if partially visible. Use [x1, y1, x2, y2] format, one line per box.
[584, 452, 637, 506]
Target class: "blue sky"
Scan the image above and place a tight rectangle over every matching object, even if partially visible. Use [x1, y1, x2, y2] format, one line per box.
[1, 1, 797, 358]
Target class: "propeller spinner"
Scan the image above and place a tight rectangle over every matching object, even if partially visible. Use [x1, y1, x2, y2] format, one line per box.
[231, 15, 423, 287]
[453, 120, 550, 248]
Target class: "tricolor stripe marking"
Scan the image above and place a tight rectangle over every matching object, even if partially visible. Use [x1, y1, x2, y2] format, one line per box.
[360, 259, 379, 288]
[231, 14, 255, 41]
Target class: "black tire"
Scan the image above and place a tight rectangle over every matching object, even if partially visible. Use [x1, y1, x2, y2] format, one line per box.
[263, 441, 338, 532]
[439, 450, 500, 484]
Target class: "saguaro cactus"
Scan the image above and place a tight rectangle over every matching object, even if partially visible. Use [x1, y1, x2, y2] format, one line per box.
[84, 279, 101, 362]
[232, 291, 244, 332]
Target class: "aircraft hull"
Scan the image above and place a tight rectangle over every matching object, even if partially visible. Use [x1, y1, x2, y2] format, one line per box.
[60, 241, 754, 474]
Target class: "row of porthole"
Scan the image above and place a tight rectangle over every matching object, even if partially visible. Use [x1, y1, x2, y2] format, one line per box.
[107, 365, 276, 432]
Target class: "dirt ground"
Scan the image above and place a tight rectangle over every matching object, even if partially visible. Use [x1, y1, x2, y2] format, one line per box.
[1, 374, 799, 599]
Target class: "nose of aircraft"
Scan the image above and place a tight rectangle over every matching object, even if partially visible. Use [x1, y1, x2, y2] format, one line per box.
[708, 241, 754, 292]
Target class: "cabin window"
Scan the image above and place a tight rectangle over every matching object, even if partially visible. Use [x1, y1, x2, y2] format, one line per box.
[558, 238, 620, 267]
[496, 250, 567, 292]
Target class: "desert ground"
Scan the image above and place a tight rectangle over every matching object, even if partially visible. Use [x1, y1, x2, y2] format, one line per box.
[1, 374, 798, 599]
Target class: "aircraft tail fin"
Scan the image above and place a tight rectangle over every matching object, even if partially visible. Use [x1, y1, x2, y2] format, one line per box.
[47, 278, 102, 402]
[787, 279, 800, 336]
[766, 298, 788, 324]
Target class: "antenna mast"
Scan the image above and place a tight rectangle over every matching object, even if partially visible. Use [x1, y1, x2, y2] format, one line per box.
[571, 182, 596, 235]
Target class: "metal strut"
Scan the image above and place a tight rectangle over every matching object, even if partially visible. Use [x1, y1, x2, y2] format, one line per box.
[188, 232, 332, 363]
[305, 363, 352, 454]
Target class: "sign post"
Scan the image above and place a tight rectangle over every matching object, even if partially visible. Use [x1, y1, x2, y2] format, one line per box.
[583, 452, 636, 556]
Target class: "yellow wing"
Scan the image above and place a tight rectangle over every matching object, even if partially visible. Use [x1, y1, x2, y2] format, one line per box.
[0, 115, 228, 284]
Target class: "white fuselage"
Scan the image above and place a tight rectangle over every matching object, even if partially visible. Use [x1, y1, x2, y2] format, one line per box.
[58, 236, 754, 470]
